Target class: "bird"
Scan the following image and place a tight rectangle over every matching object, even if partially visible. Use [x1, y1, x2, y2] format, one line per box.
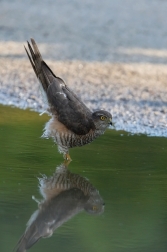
[39, 162, 105, 215]
[14, 163, 104, 252]
[25, 38, 112, 161]
[14, 188, 88, 252]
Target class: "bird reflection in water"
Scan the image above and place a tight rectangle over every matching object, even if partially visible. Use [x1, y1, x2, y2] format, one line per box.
[14, 163, 104, 252]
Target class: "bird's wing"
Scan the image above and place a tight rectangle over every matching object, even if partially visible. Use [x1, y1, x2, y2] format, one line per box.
[25, 39, 95, 135]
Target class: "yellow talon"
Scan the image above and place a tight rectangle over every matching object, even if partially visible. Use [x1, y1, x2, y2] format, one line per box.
[63, 153, 72, 167]
[63, 159, 71, 167]
[65, 153, 72, 161]
[64, 153, 72, 167]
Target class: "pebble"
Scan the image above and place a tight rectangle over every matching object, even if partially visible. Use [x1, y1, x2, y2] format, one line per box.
[0, 59, 167, 137]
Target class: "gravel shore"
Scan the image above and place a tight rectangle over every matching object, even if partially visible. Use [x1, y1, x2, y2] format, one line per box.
[0, 0, 167, 137]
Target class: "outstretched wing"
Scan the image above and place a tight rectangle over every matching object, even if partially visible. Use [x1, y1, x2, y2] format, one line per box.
[25, 39, 95, 135]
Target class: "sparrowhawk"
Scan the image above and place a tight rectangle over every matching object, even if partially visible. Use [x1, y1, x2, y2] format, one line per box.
[14, 163, 104, 252]
[25, 39, 112, 160]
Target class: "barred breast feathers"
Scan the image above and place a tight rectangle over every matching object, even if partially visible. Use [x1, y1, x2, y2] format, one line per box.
[39, 164, 96, 201]
[42, 116, 72, 138]
[42, 116, 105, 151]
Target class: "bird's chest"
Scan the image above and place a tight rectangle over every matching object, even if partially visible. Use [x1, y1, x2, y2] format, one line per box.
[67, 130, 101, 148]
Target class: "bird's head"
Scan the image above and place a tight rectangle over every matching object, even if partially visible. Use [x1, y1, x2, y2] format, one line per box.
[92, 110, 112, 131]
[84, 187, 105, 215]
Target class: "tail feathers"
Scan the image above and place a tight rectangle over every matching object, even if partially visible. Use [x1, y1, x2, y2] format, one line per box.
[25, 38, 53, 93]
[41, 61, 58, 86]
[24, 44, 38, 78]
[13, 225, 40, 252]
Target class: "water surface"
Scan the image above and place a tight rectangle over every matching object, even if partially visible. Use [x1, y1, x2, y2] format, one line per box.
[0, 105, 167, 252]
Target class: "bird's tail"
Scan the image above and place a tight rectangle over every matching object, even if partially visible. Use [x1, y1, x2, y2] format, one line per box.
[24, 38, 56, 93]
[13, 224, 40, 252]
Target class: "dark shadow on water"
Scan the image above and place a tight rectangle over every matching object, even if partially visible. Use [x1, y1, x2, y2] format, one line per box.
[14, 162, 104, 252]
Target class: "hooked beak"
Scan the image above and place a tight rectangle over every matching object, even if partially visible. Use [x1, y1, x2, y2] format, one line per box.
[109, 118, 112, 125]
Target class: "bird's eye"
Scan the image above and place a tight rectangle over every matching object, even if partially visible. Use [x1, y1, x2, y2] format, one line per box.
[93, 205, 97, 211]
[100, 115, 106, 120]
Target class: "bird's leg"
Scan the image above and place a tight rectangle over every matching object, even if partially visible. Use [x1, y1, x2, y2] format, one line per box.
[64, 153, 72, 161]
[63, 159, 71, 167]
[63, 153, 72, 167]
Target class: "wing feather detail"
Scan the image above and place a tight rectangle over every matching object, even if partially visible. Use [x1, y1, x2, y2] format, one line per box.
[25, 39, 95, 135]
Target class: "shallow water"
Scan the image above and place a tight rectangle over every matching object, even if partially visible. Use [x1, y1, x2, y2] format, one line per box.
[0, 104, 167, 252]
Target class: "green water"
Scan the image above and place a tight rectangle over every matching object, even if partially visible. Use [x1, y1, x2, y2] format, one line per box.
[0, 105, 167, 252]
